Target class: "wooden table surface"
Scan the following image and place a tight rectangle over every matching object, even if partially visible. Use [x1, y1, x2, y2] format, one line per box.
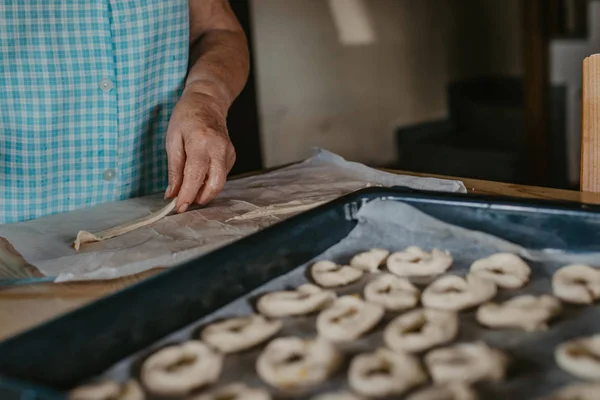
[2, 170, 600, 342]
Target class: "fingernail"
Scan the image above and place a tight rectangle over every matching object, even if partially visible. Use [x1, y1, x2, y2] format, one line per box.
[178, 202, 189, 213]
[164, 185, 171, 199]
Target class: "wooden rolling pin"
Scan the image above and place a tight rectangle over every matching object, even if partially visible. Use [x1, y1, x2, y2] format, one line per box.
[582, 54, 600, 192]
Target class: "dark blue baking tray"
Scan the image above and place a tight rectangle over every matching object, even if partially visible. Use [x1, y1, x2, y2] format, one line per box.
[2, 186, 600, 399]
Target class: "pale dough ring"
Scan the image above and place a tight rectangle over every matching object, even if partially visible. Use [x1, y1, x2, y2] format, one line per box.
[555, 334, 600, 380]
[187, 382, 271, 400]
[310, 260, 364, 288]
[73, 198, 177, 251]
[552, 264, 600, 304]
[476, 294, 562, 331]
[69, 380, 144, 400]
[542, 382, 600, 400]
[425, 342, 508, 384]
[383, 308, 459, 353]
[363, 273, 420, 311]
[141, 340, 223, 397]
[422, 274, 497, 311]
[469, 253, 531, 289]
[256, 284, 337, 318]
[200, 314, 282, 353]
[348, 347, 427, 397]
[350, 248, 390, 273]
[405, 383, 478, 400]
[256, 336, 341, 392]
[316, 295, 384, 342]
[310, 391, 365, 400]
[387, 246, 453, 277]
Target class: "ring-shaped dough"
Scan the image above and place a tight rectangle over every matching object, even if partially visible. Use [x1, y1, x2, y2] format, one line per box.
[348, 348, 427, 397]
[555, 334, 600, 380]
[364, 274, 420, 311]
[310, 261, 364, 288]
[256, 337, 341, 392]
[542, 383, 600, 400]
[201, 314, 282, 353]
[316, 295, 384, 342]
[383, 308, 459, 353]
[350, 248, 390, 273]
[387, 247, 453, 277]
[69, 380, 144, 400]
[187, 383, 271, 400]
[257, 284, 337, 318]
[310, 392, 364, 400]
[422, 275, 497, 311]
[425, 342, 508, 384]
[469, 253, 531, 289]
[141, 341, 223, 397]
[476, 294, 561, 331]
[552, 264, 600, 304]
[405, 383, 478, 400]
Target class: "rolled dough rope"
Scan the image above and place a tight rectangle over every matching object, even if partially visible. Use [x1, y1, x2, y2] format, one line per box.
[310, 391, 365, 400]
[476, 294, 562, 332]
[424, 342, 508, 384]
[200, 314, 282, 353]
[188, 382, 271, 400]
[555, 334, 600, 380]
[348, 347, 427, 397]
[69, 379, 144, 400]
[542, 382, 600, 400]
[256, 283, 337, 318]
[310, 260, 364, 288]
[73, 198, 177, 251]
[422, 274, 497, 311]
[469, 253, 531, 289]
[552, 264, 600, 304]
[387, 246, 453, 277]
[316, 295, 384, 342]
[141, 340, 223, 397]
[383, 308, 459, 353]
[256, 336, 341, 392]
[405, 383, 478, 400]
[363, 273, 420, 311]
[350, 248, 390, 272]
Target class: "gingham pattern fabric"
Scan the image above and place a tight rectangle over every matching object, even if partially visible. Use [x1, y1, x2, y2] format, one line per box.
[0, 1, 189, 223]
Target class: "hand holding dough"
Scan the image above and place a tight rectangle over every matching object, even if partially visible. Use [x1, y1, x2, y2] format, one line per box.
[73, 198, 177, 251]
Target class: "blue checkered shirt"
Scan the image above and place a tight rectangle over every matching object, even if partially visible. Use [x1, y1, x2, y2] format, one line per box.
[0, 1, 189, 223]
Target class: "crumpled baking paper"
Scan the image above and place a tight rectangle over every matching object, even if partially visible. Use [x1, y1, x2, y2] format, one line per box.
[0, 149, 465, 283]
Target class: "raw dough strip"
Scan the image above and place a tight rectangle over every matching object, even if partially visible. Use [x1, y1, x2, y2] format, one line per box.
[348, 347, 427, 397]
[73, 198, 177, 251]
[383, 308, 459, 353]
[425, 342, 508, 384]
[257, 284, 337, 318]
[256, 337, 341, 392]
[316, 295, 384, 342]
[476, 294, 561, 332]
[555, 334, 600, 380]
[141, 340, 223, 397]
[405, 383, 478, 400]
[350, 248, 390, 273]
[311, 260, 364, 288]
[363, 273, 420, 311]
[422, 274, 497, 311]
[187, 382, 271, 400]
[552, 264, 600, 304]
[387, 246, 453, 277]
[69, 380, 144, 400]
[469, 253, 531, 289]
[542, 383, 600, 400]
[200, 315, 282, 354]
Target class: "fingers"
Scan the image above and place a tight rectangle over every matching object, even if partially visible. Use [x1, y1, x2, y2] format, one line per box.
[176, 142, 210, 213]
[195, 158, 228, 205]
[165, 132, 185, 199]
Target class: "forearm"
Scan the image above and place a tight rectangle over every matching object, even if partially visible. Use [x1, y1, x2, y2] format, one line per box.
[185, 23, 250, 115]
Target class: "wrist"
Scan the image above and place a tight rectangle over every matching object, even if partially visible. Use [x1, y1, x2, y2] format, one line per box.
[183, 78, 231, 116]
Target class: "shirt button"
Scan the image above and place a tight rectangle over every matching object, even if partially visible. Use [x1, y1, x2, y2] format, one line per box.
[103, 168, 116, 182]
[99, 78, 114, 92]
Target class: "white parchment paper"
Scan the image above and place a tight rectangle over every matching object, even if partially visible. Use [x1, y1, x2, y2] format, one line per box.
[96, 199, 600, 399]
[0, 150, 466, 282]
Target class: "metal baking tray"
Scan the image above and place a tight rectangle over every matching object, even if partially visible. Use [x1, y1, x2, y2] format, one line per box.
[2, 186, 600, 400]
